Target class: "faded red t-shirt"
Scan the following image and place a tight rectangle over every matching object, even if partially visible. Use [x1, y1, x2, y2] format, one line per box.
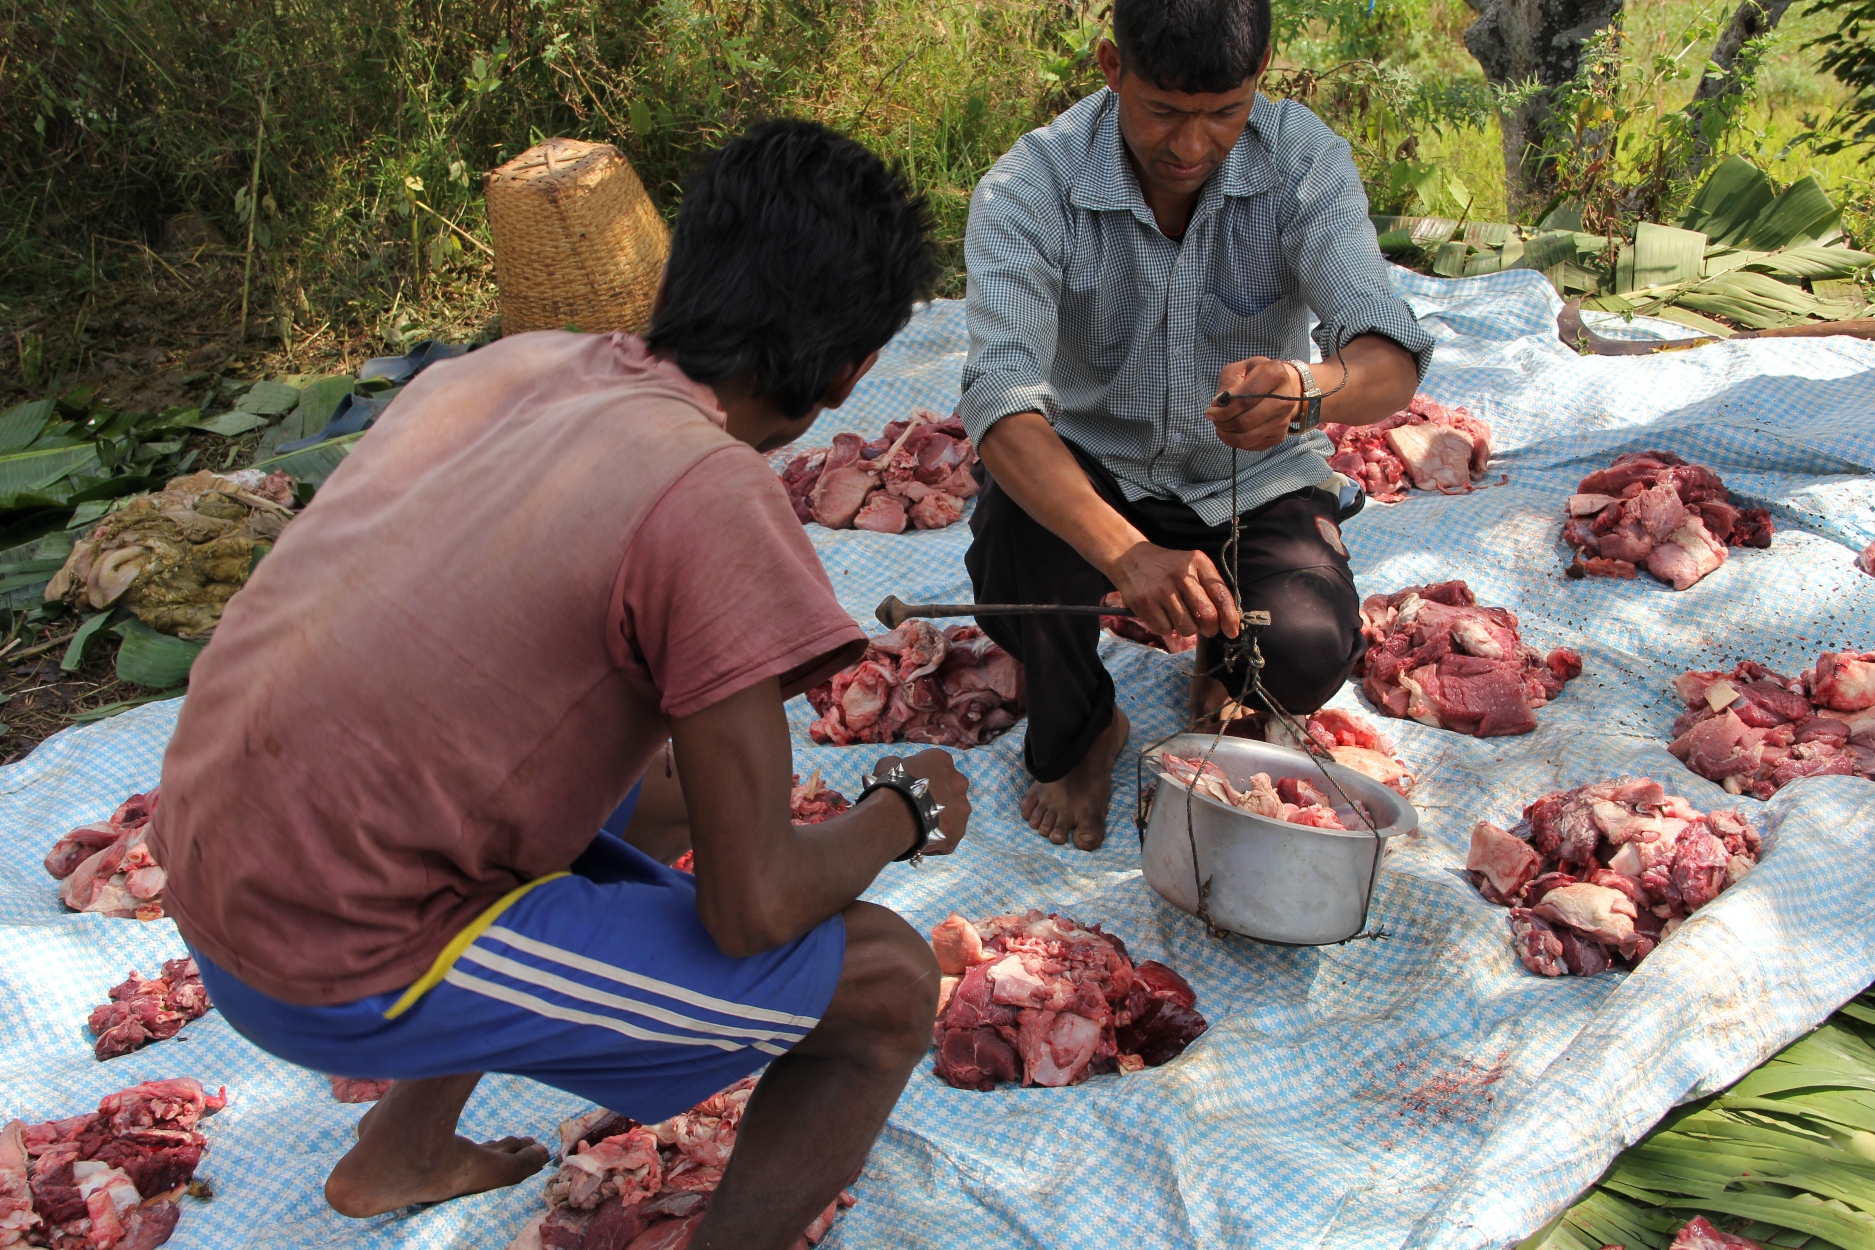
[150, 332, 864, 1005]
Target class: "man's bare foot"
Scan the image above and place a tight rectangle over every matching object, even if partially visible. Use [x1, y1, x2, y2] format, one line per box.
[1020, 705, 1129, 850]
[325, 1132, 547, 1217]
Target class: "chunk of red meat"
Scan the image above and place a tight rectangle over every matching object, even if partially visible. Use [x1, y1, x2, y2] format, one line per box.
[851, 493, 907, 533]
[1508, 909, 1567, 976]
[1479, 779, 1757, 975]
[1670, 1215, 1764, 1249]
[933, 1027, 1020, 1091]
[1357, 581, 1575, 737]
[807, 622, 1022, 748]
[1562, 452, 1769, 589]
[1467, 821, 1542, 904]
[1808, 650, 1875, 712]
[328, 1077, 393, 1103]
[1321, 394, 1492, 501]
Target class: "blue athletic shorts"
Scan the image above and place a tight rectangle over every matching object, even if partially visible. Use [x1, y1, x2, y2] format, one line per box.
[188, 794, 846, 1124]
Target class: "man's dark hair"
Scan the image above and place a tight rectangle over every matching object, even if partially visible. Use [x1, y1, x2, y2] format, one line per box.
[1112, 0, 1273, 94]
[647, 119, 936, 421]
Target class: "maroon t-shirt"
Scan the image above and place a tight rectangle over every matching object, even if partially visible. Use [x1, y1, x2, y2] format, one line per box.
[151, 332, 864, 1004]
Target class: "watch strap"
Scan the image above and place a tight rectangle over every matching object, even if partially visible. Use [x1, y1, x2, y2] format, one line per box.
[1288, 360, 1324, 434]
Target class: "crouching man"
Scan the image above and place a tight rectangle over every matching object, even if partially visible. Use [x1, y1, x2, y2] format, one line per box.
[959, 0, 1434, 849]
[148, 121, 969, 1250]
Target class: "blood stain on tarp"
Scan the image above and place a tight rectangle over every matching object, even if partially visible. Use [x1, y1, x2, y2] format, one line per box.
[1354, 1050, 1510, 1130]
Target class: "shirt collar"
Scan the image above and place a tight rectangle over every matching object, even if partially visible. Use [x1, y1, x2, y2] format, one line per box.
[1068, 88, 1281, 229]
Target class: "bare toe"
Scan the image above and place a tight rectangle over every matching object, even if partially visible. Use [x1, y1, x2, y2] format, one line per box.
[1073, 821, 1106, 851]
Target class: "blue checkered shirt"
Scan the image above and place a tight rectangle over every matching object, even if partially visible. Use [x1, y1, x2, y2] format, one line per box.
[958, 88, 1435, 526]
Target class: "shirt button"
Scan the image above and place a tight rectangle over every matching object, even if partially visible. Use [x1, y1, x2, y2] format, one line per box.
[1171, 431, 1186, 443]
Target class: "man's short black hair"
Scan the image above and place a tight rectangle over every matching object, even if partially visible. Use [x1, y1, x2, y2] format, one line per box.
[647, 119, 936, 421]
[1112, 0, 1273, 94]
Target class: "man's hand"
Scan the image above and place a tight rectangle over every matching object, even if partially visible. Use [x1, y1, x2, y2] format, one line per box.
[1205, 356, 1301, 453]
[869, 750, 970, 856]
[1106, 541, 1240, 639]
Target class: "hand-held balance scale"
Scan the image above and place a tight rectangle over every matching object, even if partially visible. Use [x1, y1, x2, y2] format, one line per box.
[876, 329, 1418, 944]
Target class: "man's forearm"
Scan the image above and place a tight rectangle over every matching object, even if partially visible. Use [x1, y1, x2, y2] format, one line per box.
[1307, 333, 1418, 428]
[671, 680, 918, 957]
[976, 411, 1143, 578]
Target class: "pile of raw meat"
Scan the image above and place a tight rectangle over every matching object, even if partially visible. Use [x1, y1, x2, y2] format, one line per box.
[1323, 393, 1493, 503]
[777, 409, 978, 532]
[1098, 593, 1195, 653]
[2, 1078, 224, 1250]
[928, 911, 1206, 1090]
[1358, 581, 1582, 736]
[806, 621, 1023, 747]
[327, 1078, 393, 1104]
[44, 469, 297, 637]
[1667, 652, 1875, 797]
[87, 961, 210, 1062]
[1267, 708, 1415, 796]
[1465, 777, 1758, 977]
[44, 790, 165, 920]
[1560, 450, 1773, 589]
[507, 1079, 855, 1250]
[1154, 753, 1357, 830]
[1857, 540, 1875, 577]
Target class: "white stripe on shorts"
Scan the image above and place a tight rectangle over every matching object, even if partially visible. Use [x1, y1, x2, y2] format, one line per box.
[443, 968, 791, 1056]
[481, 924, 823, 1030]
[457, 945, 810, 1045]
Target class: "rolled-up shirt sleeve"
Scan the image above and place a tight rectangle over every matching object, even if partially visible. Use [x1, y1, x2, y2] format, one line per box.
[957, 158, 1071, 446]
[1281, 123, 1435, 379]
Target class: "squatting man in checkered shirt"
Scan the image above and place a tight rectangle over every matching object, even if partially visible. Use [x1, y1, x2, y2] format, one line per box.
[958, 0, 1436, 849]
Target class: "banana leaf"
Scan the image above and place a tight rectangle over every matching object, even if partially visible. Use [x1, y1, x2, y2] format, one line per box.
[62, 611, 116, 672]
[1746, 176, 1842, 250]
[1746, 246, 1875, 280]
[0, 445, 102, 508]
[70, 691, 184, 722]
[1518, 230, 1582, 273]
[232, 380, 301, 417]
[1433, 240, 1470, 277]
[1620, 223, 1710, 292]
[0, 400, 55, 455]
[258, 374, 354, 459]
[112, 618, 203, 689]
[1529, 990, 1875, 1250]
[180, 411, 270, 438]
[250, 432, 364, 486]
[1682, 155, 1779, 246]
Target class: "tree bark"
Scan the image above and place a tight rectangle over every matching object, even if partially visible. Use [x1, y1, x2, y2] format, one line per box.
[1463, 0, 1625, 217]
[1685, 0, 1795, 174]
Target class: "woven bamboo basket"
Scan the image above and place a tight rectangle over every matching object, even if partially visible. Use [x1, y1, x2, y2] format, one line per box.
[484, 138, 670, 337]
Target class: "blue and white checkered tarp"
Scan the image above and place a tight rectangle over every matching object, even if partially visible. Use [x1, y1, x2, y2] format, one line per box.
[2, 268, 1873, 1250]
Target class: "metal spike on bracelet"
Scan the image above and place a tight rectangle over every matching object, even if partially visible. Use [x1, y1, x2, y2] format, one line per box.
[861, 764, 946, 864]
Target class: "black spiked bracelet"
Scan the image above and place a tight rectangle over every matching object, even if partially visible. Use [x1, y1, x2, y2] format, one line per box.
[859, 762, 947, 864]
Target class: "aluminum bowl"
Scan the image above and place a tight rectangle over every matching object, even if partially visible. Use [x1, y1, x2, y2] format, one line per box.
[1140, 733, 1418, 944]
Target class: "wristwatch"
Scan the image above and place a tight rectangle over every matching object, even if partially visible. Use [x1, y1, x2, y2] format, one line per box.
[1288, 360, 1324, 434]
[860, 761, 947, 864]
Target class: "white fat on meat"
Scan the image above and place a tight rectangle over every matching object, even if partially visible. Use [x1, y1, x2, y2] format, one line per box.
[986, 954, 1052, 1009]
[1567, 493, 1621, 516]
[1450, 618, 1504, 660]
[1530, 882, 1637, 946]
[1018, 1010, 1105, 1088]
[0, 1120, 37, 1246]
[1384, 422, 1475, 492]
[1645, 516, 1727, 591]
[1466, 822, 1541, 901]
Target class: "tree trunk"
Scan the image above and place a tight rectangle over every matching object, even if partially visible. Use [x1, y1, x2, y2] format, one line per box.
[1463, 0, 1625, 218]
[1685, 0, 1795, 174]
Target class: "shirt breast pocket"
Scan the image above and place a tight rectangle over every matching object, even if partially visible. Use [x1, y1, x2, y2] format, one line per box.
[1199, 291, 1302, 374]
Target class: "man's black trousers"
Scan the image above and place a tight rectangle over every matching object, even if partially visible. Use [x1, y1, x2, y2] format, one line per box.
[964, 443, 1367, 783]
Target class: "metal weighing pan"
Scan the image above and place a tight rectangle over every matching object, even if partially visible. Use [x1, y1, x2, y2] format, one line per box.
[1140, 734, 1419, 944]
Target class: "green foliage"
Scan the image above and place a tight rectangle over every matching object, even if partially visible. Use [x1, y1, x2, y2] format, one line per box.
[0, 0, 1107, 305]
[1808, 0, 1875, 152]
[1523, 986, 1875, 1250]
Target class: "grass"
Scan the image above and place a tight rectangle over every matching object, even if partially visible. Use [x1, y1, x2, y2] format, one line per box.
[3, 0, 1868, 417]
